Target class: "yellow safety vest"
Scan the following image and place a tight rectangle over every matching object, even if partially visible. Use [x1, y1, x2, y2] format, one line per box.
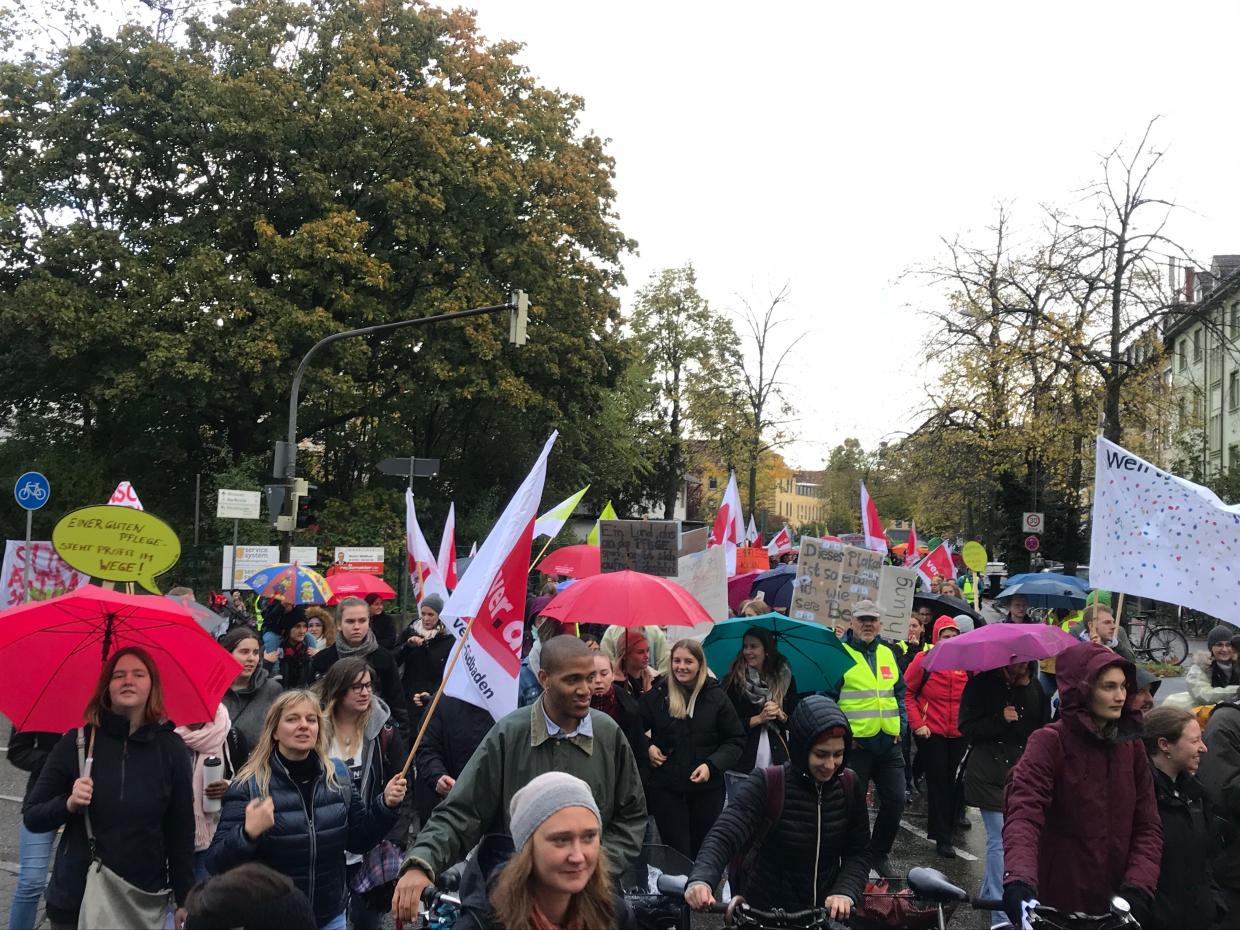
[839, 642, 902, 738]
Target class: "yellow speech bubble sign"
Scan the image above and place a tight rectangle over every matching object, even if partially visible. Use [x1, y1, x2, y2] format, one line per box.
[962, 541, 988, 574]
[52, 505, 182, 594]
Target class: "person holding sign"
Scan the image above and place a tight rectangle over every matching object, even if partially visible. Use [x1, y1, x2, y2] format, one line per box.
[825, 600, 907, 877]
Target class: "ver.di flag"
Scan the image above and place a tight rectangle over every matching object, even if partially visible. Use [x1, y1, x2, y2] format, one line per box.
[442, 432, 557, 719]
[709, 471, 745, 576]
[1091, 437, 1240, 620]
[767, 525, 792, 555]
[405, 490, 448, 606]
[904, 521, 919, 568]
[438, 502, 458, 592]
[916, 541, 954, 591]
[533, 485, 590, 539]
[860, 481, 888, 555]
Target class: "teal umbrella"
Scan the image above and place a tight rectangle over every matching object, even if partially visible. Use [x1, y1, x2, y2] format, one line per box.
[702, 612, 854, 693]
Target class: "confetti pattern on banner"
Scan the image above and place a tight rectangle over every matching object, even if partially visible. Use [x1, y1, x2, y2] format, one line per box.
[1090, 437, 1240, 622]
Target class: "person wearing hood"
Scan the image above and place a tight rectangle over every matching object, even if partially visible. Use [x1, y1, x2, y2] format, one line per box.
[903, 616, 969, 858]
[639, 639, 745, 858]
[825, 599, 907, 877]
[312, 597, 408, 735]
[1185, 624, 1240, 707]
[221, 627, 284, 760]
[393, 593, 454, 728]
[318, 657, 410, 930]
[1141, 706, 1222, 930]
[1001, 642, 1162, 928]
[24, 647, 195, 929]
[684, 696, 871, 921]
[959, 660, 1049, 930]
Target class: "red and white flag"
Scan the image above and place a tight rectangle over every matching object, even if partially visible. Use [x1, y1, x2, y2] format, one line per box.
[904, 521, 919, 568]
[442, 432, 556, 720]
[405, 490, 448, 606]
[767, 525, 793, 556]
[744, 514, 759, 546]
[438, 503, 458, 592]
[916, 541, 955, 591]
[860, 482, 888, 555]
[107, 481, 143, 511]
[708, 471, 745, 576]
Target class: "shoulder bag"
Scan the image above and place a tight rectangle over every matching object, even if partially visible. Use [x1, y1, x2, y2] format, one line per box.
[75, 728, 171, 930]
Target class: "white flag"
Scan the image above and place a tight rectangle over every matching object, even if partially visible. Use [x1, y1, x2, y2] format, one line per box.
[442, 432, 557, 719]
[745, 514, 759, 546]
[405, 491, 447, 606]
[107, 481, 143, 511]
[1091, 437, 1240, 620]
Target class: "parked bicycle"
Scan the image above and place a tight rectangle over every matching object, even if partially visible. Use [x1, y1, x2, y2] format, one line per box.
[1127, 611, 1188, 665]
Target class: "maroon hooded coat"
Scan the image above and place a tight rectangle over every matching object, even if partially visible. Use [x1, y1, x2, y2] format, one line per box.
[1002, 642, 1162, 913]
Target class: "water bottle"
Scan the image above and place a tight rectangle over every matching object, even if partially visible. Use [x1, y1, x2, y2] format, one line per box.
[202, 756, 224, 814]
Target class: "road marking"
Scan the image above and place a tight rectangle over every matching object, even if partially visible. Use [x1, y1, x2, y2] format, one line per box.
[898, 819, 979, 861]
[0, 860, 18, 875]
[0, 794, 23, 803]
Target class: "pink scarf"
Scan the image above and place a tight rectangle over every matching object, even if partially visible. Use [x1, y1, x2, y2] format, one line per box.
[176, 704, 231, 851]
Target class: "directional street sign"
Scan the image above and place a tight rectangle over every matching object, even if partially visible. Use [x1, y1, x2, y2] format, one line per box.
[377, 457, 440, 479]
[14, 472, 50, 511]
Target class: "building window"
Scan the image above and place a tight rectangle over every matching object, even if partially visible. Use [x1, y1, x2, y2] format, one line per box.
[1231, 371, 1239, 411]
[1231, 444, 1240, 468]
[1178, 396, 1187, 423]
[1180, 339, 1187, 369]
[1232, 304, 1240, 338]
[1194, 391, 1203, 419]
[1195, 328, 1203, 361]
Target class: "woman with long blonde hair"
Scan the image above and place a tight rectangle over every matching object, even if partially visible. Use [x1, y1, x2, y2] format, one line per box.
[453, 772, 634, 930]
[638, 639, 745, 858]
[205, 690, 407, 930]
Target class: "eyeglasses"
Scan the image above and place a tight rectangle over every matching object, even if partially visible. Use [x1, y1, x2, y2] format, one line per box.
[349, 682, 374, 693]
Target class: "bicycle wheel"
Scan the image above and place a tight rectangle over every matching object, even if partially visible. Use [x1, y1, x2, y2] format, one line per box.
[1144, 627, 1189, 665]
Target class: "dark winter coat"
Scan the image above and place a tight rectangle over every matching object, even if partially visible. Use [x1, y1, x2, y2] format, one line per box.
[221, 667, 283, 755]
[725, 669, 800, 773]
[370, 610, 398, 651]
[414, 695, 494, 823]
[639, 677, 745, 792]
[205, 752, 397, 927]
[687, 696, 872, 910]
[592, 684, 646, 758]
[341, 696, 412, 847]
[311, 642, 409, 733]
[1197, 700, 1240, 892]
[1147, 765, 1221, 930]
[24, 713, 196, 923]
[904, 617, 969, 738]
[393, 625, 454, 698]
[9, 726, 61, 802]
[1002, 642, 1163, 913]
[958, 664, 1049, 811]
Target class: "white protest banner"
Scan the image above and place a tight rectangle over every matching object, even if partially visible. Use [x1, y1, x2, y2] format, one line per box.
[1091, 437, 1240, 620]
[877, 565, 920, 641]
[0, 540, 90, 608]
[222, 545, 280, 590]
[790, 536, 883, 625]
[667, 545, 728, 623]
[442, 432, 556, 719]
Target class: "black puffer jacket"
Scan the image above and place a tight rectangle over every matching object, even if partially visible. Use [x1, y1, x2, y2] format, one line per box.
[640, 678, 745, 791]
[9, 726, 61, 802]
[958, 664, 1049, 811]
[205, 752, 397, 926]
[393, 625, 454, 698]
[1148, 765, 1222, 930]
[687, 696, 872, 910]
[24, 713, 196, 924]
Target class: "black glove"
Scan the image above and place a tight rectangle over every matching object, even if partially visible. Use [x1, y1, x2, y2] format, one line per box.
[1119, 886, 1152, 927]
[1003, 881, 1035, 928]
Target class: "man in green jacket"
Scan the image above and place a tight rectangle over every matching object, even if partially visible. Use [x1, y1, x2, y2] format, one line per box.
[391, 635, 648, 923]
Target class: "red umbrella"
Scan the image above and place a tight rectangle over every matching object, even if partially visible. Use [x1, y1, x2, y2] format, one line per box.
[0, 586, 242, 732]
[326, 571, 397, 604]
[535, 544, 601, 579]
[538, 570, 712, 629]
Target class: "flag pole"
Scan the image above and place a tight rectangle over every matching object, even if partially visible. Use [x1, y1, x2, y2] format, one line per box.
[399, 614, 481, 779]
[528, 536, 555, 574]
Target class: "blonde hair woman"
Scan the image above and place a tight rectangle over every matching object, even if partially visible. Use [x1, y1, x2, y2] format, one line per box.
[638, 640, 745, 858]
[205, 690, 407, 930]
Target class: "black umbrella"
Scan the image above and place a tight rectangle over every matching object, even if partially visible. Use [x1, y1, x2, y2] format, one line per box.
[750, 564, 798, 610]
[913, 592, 985, 626]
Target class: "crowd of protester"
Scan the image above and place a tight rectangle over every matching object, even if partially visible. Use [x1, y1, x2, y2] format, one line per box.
[8, 560, 1240, 930]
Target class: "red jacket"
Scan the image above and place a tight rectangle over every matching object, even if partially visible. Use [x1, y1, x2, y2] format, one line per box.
[1002, 642, 1162, 913]
[903, 617, 967, 738]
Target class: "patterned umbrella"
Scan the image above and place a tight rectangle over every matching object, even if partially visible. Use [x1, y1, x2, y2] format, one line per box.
[243, 562, 332, 605]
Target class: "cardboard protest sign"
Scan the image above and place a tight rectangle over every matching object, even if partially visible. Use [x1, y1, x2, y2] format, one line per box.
[790, 536, 883, 625]
[53, 505, 181, 593]
[1, 540, 91, 608]
[667, 544, 727, 622]
[735, 546, 770, 575]
[877, 565, 920, 641]
[599, 520, 679, 576]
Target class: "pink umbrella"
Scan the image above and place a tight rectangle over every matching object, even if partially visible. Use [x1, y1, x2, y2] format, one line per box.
[0, 586, 242, 731]
[326, 571, 397, 604]
[921, 621, 1079, 674]
[535, 544, 601, 579]
[727, 570, 762, 614]
[539, 570, 713, 629]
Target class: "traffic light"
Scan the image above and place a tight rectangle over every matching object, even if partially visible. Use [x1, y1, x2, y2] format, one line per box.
[296, 487, 319, 530]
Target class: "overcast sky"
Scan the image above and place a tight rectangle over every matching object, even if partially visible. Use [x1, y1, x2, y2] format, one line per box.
[47, 0, 1240, 469]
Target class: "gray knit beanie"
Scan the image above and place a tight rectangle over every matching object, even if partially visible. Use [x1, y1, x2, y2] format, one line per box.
[1209, 624, 1235, 648]
[420, 593, 444, 615]
[508, 772, 601, 851]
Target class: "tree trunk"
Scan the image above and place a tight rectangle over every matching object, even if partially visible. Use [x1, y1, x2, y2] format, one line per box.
[664, 366, 682, 518]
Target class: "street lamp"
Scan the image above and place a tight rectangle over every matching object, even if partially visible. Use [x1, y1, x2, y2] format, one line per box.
[274, 291, 529, 557]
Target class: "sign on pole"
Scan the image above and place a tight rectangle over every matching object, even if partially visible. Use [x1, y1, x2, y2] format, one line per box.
[333, 546, 385, 575]
[790, 537, 883, 626]
[1024, 535, 1041, 553]
[290, 545, 318, 566]
[1021, 512, 1044, 534]
[222, 545, 281, 590]
[216, 489, 261, 520]
[53, 506, 181, 593]
[14, 471, 50, 603]
[599, 520, 679, 576]
[877, 565, 919, 641]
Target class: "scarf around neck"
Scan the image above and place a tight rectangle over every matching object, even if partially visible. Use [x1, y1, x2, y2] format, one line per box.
[740, 665, 790, 732]
[337, 628, 378, 660]
[176, 705, 231, 850]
